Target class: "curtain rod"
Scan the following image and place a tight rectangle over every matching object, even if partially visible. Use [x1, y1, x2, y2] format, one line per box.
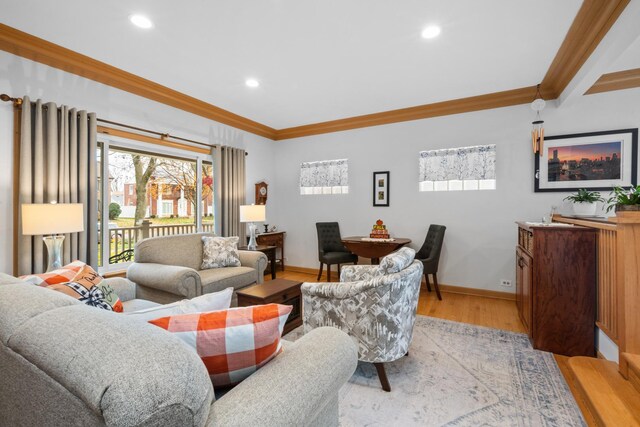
[1, 94, 248, 156]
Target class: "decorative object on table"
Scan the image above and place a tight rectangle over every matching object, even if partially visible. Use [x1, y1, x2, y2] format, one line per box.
[255, 181, 268, 205]
[240, 204, 266, 250]
[236, 279, 303, 334]
[201, 236, 241, 269]
[263, 224, 269, 233]
[605, 185, 640, 212]
[269, 225, 278, 232]
[534, 128, 638, 192]
[316, 222, 358, 282]
[530, 84, 546, 155]
[373, 171, 390, 206]
[563, 189, 605, 217]
[302, 247, 422, 392]
[21, 202, 85, 272]
[370, 219, 390, 239]
[415, 224, 447, 300]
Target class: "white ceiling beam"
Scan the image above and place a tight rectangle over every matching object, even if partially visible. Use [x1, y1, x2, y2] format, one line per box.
[558, 0, 640, 107]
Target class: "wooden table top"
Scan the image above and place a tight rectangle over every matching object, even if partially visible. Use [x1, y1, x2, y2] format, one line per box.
[342, 236, 411, 245]
[341, 236, 411, 260]
[238, 245, 277, 251]
[235, 278, 302, 299]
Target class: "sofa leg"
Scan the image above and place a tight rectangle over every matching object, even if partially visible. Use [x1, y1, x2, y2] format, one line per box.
[317, 263, 324, 281]
[327, 265, 331, 282]
[433, 273, 442, 300]
[373, 363, 391, 392]
[424, 272, 432, 292]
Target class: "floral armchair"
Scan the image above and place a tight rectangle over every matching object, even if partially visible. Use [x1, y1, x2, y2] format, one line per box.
[302, 247, 423, 391]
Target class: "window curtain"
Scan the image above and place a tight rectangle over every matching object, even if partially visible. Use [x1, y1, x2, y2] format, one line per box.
[18, 97, 98, 275]
[299, 159, 349, 194]
[213, 145, 246, 242]
[419, 145, 496, 183]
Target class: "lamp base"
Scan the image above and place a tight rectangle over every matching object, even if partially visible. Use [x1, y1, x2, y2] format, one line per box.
[43, 235, 65, 272]
[247, 223, 258, 250]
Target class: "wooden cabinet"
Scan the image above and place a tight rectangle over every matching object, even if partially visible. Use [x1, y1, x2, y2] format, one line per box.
[256, 231, 286, 271]
[516, 222, 596, 357]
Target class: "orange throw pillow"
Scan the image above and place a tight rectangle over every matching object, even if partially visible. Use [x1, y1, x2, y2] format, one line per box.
[47, 263, 123, 312]
[19, 260, 85, 286]
[149, 304, 292, 386]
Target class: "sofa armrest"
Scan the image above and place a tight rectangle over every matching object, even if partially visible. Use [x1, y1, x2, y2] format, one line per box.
[207, 327, 357, 426]
[127, 263, 202, 299]
[103, 277, 136, 302]
[0, 273, 25, 286]
[340, 264, 381, 282]
[238, 251, 268, 284]
[302, 280, 379, 300]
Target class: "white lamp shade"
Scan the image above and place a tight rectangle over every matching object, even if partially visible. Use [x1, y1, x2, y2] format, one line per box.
[22, 203, 85, 235]
[239, 204, 266, 223]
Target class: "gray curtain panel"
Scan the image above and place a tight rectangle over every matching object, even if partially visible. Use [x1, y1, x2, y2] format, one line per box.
[213, 145, 246, 243]
[18, 97, 98, 275]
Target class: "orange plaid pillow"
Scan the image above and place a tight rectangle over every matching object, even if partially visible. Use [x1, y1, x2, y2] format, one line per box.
[20, 260, 85, 286]
[149, 304, 292, 387]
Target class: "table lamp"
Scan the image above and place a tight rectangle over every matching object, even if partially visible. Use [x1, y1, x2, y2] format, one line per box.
[240, 204, 266, 250]
[22, 202, 84, 272]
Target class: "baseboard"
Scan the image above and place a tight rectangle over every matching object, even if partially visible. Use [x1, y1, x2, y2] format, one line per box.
[286, 265, 516, 301]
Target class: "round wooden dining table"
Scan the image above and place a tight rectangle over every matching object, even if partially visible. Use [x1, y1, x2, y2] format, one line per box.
[341, 236, 412, 264]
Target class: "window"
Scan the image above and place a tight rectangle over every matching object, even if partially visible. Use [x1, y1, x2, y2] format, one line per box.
[299, 159, 349, 195]
[419, 145, 496, 191]
[98, 139, 214, 271]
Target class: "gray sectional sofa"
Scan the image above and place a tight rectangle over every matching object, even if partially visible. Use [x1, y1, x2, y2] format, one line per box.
[0, 273, 358, 426]
[127, 233, 268, 306]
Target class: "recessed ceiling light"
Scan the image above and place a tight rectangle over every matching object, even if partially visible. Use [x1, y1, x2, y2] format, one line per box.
[129, 14, 153, 29]
[421, 25, 441, 39]
[245, 78, 260, 88]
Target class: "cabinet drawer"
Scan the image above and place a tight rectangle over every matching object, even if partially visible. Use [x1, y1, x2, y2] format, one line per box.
[257, 235, 282, 245]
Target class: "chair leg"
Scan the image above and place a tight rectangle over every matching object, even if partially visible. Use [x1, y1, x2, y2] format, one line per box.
[327, 265, 331, 282]
[432, 273, 442, 300]
[373, 363, 391, 392]
[424, 272, 432, 292]
[338, 263, 341, 277]
[317, 263, 324, 281]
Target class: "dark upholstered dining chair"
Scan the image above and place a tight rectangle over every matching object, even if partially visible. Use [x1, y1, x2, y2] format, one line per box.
[415, 225, 446, 300]
[316, 222, 358, 282]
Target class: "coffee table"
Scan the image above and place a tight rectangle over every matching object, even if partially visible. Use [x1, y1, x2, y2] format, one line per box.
[236, 279, 303, 334]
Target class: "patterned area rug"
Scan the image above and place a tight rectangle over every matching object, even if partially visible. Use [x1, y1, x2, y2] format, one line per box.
[285, 316, 585, 426]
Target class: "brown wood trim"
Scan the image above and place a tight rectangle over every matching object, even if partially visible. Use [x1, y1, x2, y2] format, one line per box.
[12, 103, 20, 276]
[0, 23, 277, 140]
[102, 270, 127, 279]
[553, 214, 618, 231]
[586, 68, 640, 95]
[97, 126, 211, 155]
[541, 0, 630, 97]
[275, 86, 554, 140]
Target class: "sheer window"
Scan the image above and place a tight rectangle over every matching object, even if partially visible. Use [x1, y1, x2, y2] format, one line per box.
[419, 145, 496, 191]
[299, 159, 349, 195]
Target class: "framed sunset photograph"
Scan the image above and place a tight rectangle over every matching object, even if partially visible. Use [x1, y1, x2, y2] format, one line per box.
[535, 128, 638, 192]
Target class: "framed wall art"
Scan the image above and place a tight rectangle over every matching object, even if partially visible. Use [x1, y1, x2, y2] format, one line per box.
[534, 128, 638, 192]
[373, 171, 390, 207]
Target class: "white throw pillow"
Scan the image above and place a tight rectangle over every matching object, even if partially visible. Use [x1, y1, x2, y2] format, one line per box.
[201, 236, 242, 269]
[125, 287, 233, 321]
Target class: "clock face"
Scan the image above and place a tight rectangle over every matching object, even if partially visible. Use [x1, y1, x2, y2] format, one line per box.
[259, 186, 267, 196]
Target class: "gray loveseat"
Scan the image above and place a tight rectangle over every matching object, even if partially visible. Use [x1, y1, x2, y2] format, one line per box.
[0, 273, 358, 426]
[127, 233, 267, 306]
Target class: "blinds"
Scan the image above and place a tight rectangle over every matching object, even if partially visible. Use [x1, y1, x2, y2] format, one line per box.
[299, 159, 349, 195]
[419, 145, 496, 191]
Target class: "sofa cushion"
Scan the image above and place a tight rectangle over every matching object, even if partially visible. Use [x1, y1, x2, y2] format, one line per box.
[135, 233, 214, 271]
[199, 267, 257, 294]
[149, 304, 292, 387]
[379, 247, 416, 274]
[201, 236, 242, 269]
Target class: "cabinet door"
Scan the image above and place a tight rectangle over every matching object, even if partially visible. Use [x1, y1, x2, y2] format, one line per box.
[521, 252, 533, 335]
[516, 249, 523, 315]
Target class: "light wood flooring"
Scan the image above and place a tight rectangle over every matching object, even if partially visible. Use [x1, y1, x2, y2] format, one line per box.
[270, 269, 597, 426]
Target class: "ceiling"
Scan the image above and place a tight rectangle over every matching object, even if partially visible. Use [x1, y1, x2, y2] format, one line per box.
[1, 0, 584, 129]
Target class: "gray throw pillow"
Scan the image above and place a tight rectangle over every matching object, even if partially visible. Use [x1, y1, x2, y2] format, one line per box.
[201, 236, 242, 269]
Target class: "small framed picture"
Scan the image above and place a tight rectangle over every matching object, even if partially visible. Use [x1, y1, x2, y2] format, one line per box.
[535, 128, 638, 192]
[373, 171, 390, 206]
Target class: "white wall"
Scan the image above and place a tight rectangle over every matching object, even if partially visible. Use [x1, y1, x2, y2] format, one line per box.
[0, 51, 277, 273]
[272, 88, 640, 293]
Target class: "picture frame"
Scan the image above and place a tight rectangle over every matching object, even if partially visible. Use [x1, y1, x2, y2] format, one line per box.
[373, 171, 390, 206]
[534, 128, 638, 192]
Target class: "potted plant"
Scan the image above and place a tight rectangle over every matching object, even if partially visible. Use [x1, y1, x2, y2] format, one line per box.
[563, 189, 604, 217]
[606, 186, 640, 213]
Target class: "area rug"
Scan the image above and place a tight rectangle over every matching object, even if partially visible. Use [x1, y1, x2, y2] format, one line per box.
[285, 316, 585, 427]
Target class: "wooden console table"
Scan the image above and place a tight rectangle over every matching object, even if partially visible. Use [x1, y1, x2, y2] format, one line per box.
[256, 231, 286, 271]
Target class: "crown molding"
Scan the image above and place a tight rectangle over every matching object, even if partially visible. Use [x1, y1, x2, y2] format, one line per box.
[0, 23, 277, 140]
[585, 68, 640, 95]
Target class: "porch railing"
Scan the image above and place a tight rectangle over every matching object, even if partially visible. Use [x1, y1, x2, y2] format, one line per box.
[108, 220, 215, 264]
